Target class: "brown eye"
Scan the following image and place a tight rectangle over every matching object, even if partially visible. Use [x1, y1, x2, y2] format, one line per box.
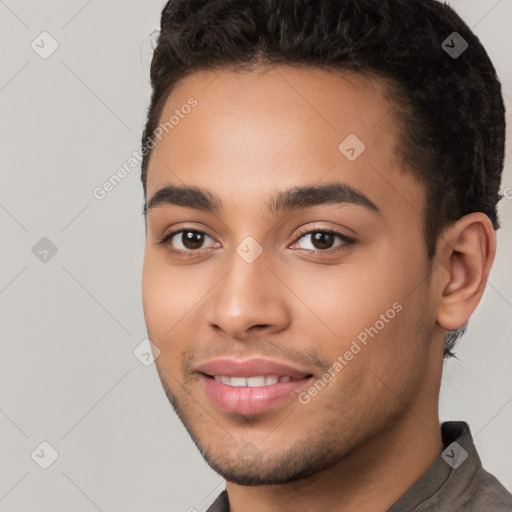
[178, 230, 206, 250]
[159, 229, 216, 252]
[293, 230, 355, 253]
[309, 231, 336, 250]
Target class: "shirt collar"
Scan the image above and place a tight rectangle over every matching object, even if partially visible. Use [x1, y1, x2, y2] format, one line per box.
[388, 421, 480, 511]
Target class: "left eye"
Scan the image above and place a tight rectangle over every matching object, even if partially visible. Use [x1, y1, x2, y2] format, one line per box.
[292, 230, 355, 252]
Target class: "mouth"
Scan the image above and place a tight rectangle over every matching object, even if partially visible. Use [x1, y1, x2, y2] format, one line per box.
[207, 375, 308, 387]
[195, 358, 314, 415]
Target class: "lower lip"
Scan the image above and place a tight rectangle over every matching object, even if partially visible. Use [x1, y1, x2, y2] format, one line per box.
[201, 374, 311, 415]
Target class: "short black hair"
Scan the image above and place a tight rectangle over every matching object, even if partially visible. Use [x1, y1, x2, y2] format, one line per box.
[141, 0, 506, 356]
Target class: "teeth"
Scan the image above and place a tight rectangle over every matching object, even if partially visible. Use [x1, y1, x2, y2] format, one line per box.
[247, 376, 266, 387]
[212, 375, 293, 387]
[230, 377, 247, 387]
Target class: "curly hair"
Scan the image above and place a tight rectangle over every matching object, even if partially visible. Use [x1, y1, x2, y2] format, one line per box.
[140, 0, 506, 356]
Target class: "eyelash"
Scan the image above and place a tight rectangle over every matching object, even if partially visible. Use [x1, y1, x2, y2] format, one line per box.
[158, 225, 356, 259]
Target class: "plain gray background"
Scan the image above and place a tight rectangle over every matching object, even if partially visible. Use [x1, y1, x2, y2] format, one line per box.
[0, 1, 511, 511]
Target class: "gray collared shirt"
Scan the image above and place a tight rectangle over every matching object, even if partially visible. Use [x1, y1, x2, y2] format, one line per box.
[206, 421, 512, 511]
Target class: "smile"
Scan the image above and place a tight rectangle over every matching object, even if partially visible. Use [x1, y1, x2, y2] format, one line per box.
[212, 375, 303, 386]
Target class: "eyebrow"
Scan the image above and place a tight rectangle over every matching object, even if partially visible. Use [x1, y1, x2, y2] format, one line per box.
[144, 182, 380, 216]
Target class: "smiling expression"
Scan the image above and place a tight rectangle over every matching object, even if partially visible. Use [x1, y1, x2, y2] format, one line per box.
[141, 64, 444, 484]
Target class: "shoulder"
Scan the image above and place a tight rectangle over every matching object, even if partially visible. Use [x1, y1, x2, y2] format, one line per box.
[462, 468, 512, 511]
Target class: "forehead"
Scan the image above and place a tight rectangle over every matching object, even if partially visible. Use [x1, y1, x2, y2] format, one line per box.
[145, 65, 424, 221]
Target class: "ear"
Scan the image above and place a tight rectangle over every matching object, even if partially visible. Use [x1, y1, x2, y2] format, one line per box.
[434, 213, 496, 331]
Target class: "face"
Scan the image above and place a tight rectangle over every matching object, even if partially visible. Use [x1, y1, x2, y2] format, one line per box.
[142, 65, 442, 485]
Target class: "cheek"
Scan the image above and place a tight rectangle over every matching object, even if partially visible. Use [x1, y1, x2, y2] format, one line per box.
[288, 262, 401, 346]
[141, 251, 211, 356]
[142, 252, 186, 339]
[294, 246, 427, 373]
[141, 254, 166, 334]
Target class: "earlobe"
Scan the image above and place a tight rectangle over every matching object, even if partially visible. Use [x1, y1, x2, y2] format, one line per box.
[435, 213, 496, 331]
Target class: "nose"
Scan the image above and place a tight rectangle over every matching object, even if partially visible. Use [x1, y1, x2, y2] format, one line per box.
[204, 249, 292, 341]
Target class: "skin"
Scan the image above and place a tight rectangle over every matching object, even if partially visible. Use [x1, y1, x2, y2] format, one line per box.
[141, 65, 496, 512]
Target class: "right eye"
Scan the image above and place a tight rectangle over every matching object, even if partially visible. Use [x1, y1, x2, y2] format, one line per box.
[159, 229, 219, 256]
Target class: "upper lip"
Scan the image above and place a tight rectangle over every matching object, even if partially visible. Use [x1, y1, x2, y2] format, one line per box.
[196, 358, 312, 378]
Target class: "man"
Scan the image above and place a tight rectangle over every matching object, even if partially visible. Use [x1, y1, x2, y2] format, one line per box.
[139, 0, 512, 510]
